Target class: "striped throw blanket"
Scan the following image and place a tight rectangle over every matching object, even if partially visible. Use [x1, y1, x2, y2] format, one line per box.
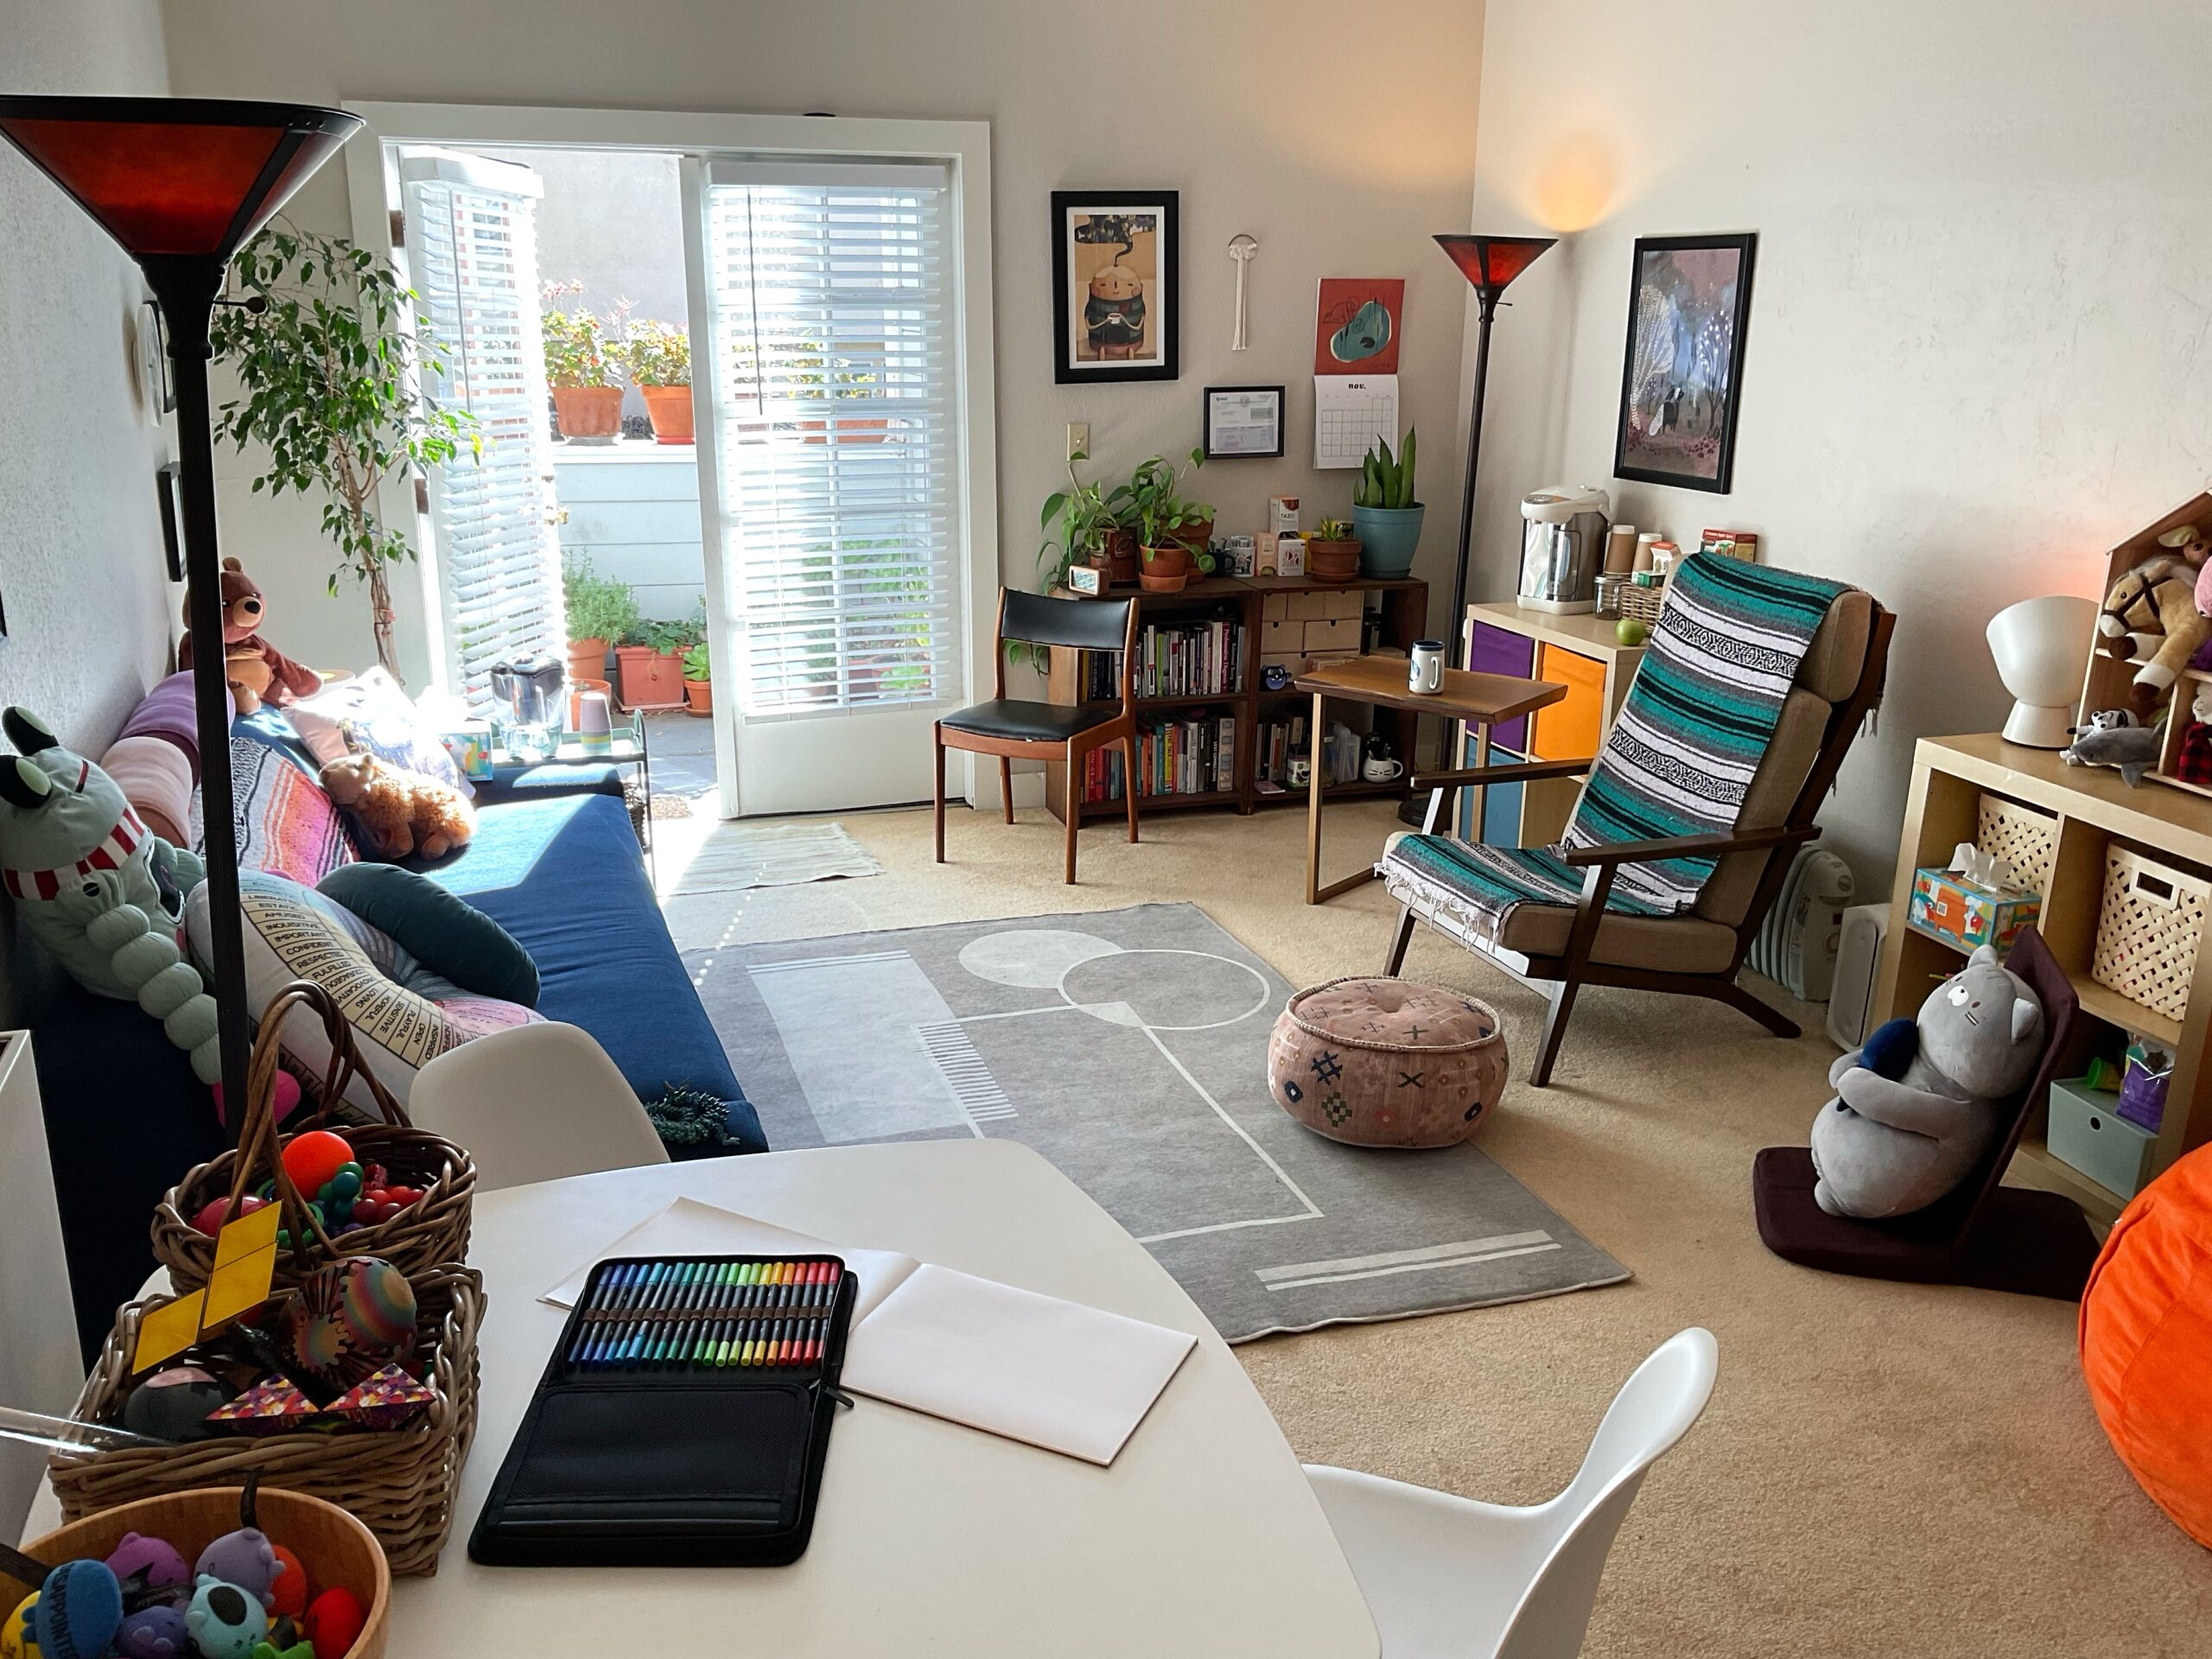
[1382, 554, 1851, 941]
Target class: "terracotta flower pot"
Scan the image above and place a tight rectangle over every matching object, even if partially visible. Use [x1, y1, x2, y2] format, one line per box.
[1173, 518, 1215, 552]
[567, 637, 611, 684]
[684, 677, 713, 716]
[1306, 538, 1363, 582]
[1141, 543, 1190, 580]
[615, 645, 686, 710]
[550, 385, 623, 442]
[638, 385, 695, 444]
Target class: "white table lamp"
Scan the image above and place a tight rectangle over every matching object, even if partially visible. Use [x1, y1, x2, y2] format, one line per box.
[1987, 594, 2097, 747]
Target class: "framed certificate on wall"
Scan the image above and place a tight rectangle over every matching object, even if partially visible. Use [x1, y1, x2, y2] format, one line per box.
[1203, 385, 1285, 459]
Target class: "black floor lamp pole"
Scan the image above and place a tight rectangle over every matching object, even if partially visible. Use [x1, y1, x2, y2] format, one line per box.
[155, 267, 255, 1116]
[1447, 287, 1503, 672]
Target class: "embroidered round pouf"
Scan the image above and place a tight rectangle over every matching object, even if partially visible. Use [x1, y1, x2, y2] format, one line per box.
[1268, 977, 1507, 1147]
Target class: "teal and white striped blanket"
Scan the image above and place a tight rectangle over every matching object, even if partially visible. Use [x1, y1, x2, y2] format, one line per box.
[1382, 554, 1851, 939]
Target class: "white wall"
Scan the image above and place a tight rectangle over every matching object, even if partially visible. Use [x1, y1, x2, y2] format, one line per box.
[1466, 0, 2212, 890]
[0, 0, 178, 745]
[162, 0, 1488, 692]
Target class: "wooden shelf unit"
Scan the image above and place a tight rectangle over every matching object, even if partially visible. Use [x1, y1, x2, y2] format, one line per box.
[1876, 732, 2212, 1220]
[1044, 574, 1428, 822]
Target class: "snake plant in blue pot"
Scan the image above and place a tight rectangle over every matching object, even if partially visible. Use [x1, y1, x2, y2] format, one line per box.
[1351, 430, 1424, 578]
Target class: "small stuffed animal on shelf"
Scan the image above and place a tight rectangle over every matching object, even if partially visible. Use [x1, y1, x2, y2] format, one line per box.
[1808, 943, 2044, 1219]
[2096, 535, 2210, 702]
[2062, 707, 2164, 786]
[0, 707, 222, 1083]
[178, 557, 321, 715]
[318, 752, 474, 861]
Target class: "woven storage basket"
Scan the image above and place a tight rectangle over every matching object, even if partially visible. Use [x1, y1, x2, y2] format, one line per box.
[1976, 793, 2058, 897]
[1618, 580, 1667, 626]
[50, 1261, 482, 1576]
[152, 981, 474, 1293]
[2091, 846, 2211, 1025]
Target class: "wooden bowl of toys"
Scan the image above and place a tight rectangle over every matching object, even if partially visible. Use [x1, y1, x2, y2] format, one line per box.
[10, 1484, 388, 1659]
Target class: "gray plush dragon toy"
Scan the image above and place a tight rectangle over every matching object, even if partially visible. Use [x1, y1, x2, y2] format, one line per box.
[0, 707, 221, 1084]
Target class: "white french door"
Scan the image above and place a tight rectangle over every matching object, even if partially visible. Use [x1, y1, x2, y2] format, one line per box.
[686, 159, 965, 816]
[397, 149, 566, 707]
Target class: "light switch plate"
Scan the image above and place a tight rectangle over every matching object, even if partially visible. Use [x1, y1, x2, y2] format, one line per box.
[1066, 422, 1090, 461]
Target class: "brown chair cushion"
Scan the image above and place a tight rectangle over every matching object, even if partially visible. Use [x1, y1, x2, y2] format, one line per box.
[1485, 901, 1739, 974]
[1797, 588, 1874, 703]
[1694, 689, 1833, 928]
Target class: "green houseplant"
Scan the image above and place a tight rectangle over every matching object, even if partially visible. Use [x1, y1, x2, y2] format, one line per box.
[210, 226, 476, 683]
[1306, 516, 1362, 583]
[562, 553, 640, 684]
[1351, 429, 1424, 578]
[1038, 450, 1131, 591]
[615, 614, 691, 710]
[543, 281, 623, 442]
[610, 317, 693, 445]
[1112, 448, 1215, 591]
[681, 639, 713, 716]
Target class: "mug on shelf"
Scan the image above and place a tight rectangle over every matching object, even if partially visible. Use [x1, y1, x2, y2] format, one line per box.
[1362, 756, 1403, 783]
[1287, 753, 1313, 788]
[1408, 639, 1446, 694]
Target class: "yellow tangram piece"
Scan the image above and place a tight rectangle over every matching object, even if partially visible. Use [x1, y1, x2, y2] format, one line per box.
[212, 1201, 282, 1268]
[202, 1244, 277, 1329]
[131, 1289, 207, 1374]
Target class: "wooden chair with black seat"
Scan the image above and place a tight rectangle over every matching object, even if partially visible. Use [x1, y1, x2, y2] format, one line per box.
[1376, 565, 1893, 1086]
[936, 588, 1141, 884]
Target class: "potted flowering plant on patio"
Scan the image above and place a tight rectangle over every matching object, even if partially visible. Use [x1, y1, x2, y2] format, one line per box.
[611, 317, 694, 444]
[543, 281, 623, 442]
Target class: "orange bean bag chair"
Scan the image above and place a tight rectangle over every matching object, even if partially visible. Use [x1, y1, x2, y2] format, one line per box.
[2080, 1141, 2212, 1548]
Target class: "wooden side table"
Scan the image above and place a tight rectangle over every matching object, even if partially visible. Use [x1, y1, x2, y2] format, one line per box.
[1293, 656, 1564, 905]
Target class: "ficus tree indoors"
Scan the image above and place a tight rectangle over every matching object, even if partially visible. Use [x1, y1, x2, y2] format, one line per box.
[210, 225, 475, 682]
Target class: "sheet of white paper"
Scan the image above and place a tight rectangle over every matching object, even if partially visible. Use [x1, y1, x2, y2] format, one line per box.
[840, 1262, 1197, 1466]
[1313, 372, 1399, 468]
[539, 1197, 918, 1320]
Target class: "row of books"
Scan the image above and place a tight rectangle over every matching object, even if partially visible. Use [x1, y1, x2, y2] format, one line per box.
[1074, 613, 1247, 700]
[1080, 715, 1238, 801]
[1252, 715, 1365, 788]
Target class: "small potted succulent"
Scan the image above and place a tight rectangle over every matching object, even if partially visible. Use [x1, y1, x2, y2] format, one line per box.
[611, 317, 694, 444]
[615, 616, 691, 710]
[681, 638, 712, 715]
[542, 282, 623, 442]
[1352, 429, 1424, 578]
[563, 553, 640, 688]
[1306, 517, 1362, 582]
[1113, 448, 1215, 593]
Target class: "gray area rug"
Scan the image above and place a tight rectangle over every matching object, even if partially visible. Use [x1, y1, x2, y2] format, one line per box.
[688, 903, 1627, 1340]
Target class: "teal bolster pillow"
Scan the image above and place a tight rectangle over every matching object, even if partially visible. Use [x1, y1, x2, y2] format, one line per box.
[317, 861, 540, 1007]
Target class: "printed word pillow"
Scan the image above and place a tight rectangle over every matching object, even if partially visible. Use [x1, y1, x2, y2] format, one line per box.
[284, 667, 474, 798]
[188, 869, 539, 1111]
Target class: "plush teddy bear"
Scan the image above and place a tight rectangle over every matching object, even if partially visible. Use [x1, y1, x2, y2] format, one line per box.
[180, 556, 321, 715]
[2096, 554, 2208, 702]
[1808, 943, 2044, 1219]
[319, 752, 475, 861]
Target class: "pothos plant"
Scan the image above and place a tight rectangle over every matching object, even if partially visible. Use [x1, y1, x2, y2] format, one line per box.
[211, 226, 477, 682]
[1036, 449, 1122, 592]
[1111, 448, 1215, 569]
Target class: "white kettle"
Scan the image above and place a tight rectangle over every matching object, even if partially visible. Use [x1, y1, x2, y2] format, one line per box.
[1517, 485, 1610, 614]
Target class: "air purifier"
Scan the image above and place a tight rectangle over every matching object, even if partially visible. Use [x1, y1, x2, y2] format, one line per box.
[1826, 903, 1891, 1052]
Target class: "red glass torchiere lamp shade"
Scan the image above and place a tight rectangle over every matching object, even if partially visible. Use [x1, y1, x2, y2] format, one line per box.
[0, 96, 360, 267]
[1433, 233, 1557, 296]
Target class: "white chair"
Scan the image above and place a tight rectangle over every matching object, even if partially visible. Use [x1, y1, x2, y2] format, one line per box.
[1305, 1327, 1719, 1659]
[407, 1022, 671, 1190]
[0, 1032, 86, 1540]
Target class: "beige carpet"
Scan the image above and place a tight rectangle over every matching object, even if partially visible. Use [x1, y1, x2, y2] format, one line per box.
[658, 799, 2212, 1657]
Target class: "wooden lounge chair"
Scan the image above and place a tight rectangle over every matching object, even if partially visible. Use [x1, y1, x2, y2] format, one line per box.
[1379, 584, 1894, 1087]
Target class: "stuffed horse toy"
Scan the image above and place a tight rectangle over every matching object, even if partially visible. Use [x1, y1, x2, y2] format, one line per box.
[0, 708, 222, 1084]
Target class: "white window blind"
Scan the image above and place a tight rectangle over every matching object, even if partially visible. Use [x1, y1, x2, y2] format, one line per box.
[704, 162, 959, 715]
[401, 153, 565, 707]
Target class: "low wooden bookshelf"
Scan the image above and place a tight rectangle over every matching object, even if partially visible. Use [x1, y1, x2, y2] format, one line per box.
[1043, 574, 1428, 823]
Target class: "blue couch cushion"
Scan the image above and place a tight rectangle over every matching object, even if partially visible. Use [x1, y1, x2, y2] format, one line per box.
[415, 792, 764, 1155]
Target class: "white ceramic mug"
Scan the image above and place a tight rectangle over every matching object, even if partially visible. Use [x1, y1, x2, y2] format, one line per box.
[1287, 755, 1313, 788]
[1408, 639, 1446, 694]
[1362, 757, 1403, 783]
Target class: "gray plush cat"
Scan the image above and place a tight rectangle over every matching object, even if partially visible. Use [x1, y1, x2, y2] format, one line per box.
[1809, 943, 2044, 1219]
